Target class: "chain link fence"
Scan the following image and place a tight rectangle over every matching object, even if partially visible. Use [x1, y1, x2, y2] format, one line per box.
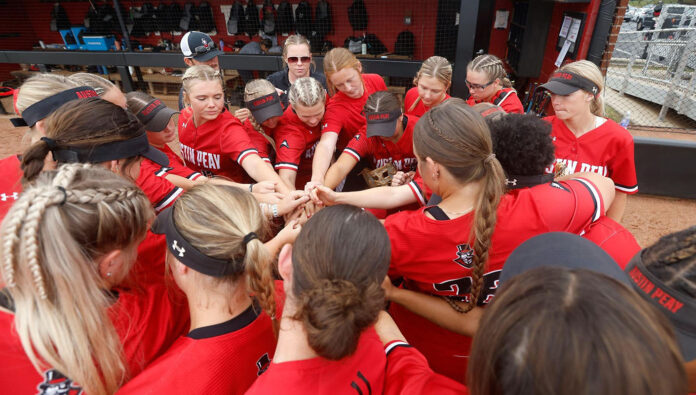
[605, 5, 696, 130]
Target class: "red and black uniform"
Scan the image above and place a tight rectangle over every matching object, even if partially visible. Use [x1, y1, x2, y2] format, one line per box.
[0, 155, 22, 222]
[118, 301, 275, 395]
[545, 115, 638, 194]
[384, 178, 605, 383]
[275, 105, 322, 189]
[582, 216, 641, 269]
[158, 144, 203, 181]
[243, 119, 277, 165]
[408, 170, 432, 207]
[404, 87, 451, 117]
[178, 107, 259, 183]
[343, 115, 419, 173]
[466, 88, 524, 114]
[137, 159, 183, 214]
[321, 74, 387, 152]
[246, 327, 386, 395]
[0, 284, 189, 394]
[383, 341, 468, 395]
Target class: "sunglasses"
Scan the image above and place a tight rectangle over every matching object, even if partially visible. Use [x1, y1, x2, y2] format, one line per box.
[287, 56, 311, 64]
[465, 80, 495, 91]
[192, 43, 215, 55]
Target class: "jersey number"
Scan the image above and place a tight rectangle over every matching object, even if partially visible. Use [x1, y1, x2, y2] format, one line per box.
[433, 270, 501, 305]
[350, 371, 372, 395]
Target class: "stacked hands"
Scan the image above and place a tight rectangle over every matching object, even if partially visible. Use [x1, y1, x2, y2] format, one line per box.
[303, 170, 415, 207]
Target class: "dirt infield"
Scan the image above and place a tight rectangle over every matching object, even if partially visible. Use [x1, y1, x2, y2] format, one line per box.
[1, 116, 694, 248]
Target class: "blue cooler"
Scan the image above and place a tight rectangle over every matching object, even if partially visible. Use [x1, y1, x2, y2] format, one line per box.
[59, 29, 78, 50]
[83, 35, 116, 51]
[70, 26, 87, 50]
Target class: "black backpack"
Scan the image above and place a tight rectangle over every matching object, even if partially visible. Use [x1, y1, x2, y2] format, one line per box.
[165, 3, 183, 32]
[276, 1, 294, 34]
[244, 0, 261, 36]
[314, 1, 332, 37]
[364, 33, 386, 55]
[50, 3, 71, 32]
[262, 0, 276, 35]
[227, 1, 246, 35]
[394, 30, 415, 57]
[294, 1, 312, 37]
[179, 2, 193, 31]
[195, 1, 216, 33]
[348, 0, 368, 31]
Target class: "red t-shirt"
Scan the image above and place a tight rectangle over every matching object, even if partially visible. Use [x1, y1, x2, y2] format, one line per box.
[383, 341, 468, 395]
[158, 144, 203, 180]
[544, 115, 638, 194]
[582, 215, 641, 269]
[137, 158, 184, 213]
[322, 74, 387, 151]
[343, 115, 419, 172]
[408, 170, 432, 206]
[247, 327, 385, 395]
[275, 105, 322, 189]
[466, 88, 524, 114]
[404, 87, 451, 117]
[384, 178, 604, 382]
[243, 119, 276, 164]
[118, 302, 275, 395]
[178, 107, 259, 183]
[0, 284, 189, 394]
[0, 155, 22, 222]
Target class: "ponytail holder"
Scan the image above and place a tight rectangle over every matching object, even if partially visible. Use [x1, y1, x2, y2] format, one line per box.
[485, 153, 496, 164]
[40, 137, 58, 150]
[56, 186, 67, 205]
[243, 232, 258, 245]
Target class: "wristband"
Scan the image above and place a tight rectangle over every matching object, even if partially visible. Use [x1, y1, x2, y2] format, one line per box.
[271, 204, 279, 218]
[249, 183, 255, 192]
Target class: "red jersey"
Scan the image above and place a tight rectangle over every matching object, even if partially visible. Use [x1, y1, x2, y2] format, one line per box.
[178, 107, 259, 183]
[466, 88, 524, 114]
[130, 231, 167, 287]
[322, 74, 387, 151]
[243, 119, 276, 164]
[0, 284, 189, 394]
[582, 216, 641, 269]
[404, 87, 451, 117]
[247, 327, 385, 395]
[159, 144, 203, 180]
[384, 178, 604, 382]
[343, 115, 419, 172]
[383, 341, 467, 395]
[137, 158, 184, 213]
[275, 105, 322, 189]
[408, 170, 432, 206]
[0, 155, 22, 222]
[544, 116, 638, 194]
[118, 302, 275, 395]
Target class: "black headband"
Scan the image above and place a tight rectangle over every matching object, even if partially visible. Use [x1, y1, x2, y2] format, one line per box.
[48, 133, 149, 163]
[549, 71, 599, 96]
[11, 86, 98, 128]
[505, 174, 554, 189]
[152, 206, 245, 277]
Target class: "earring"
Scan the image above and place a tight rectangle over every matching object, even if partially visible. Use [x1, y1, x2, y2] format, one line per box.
[106, 272, 112, 277]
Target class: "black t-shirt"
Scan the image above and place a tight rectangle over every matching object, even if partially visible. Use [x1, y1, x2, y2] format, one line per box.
[266, 68, 327, 108]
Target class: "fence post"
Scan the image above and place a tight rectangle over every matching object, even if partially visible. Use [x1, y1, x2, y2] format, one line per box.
[659, 38, 695, 120]
[619, 34, 636, 96]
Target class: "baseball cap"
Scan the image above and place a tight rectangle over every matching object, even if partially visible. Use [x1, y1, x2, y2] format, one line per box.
[46, 133, 169, 167]
[151, 206, 244, 277]
[133, 98, 179, 132]
[625, 250, 696, 361]
[500, 232, 629, 285]
[365, 110, 402, 138]
[11, 86, 99, 128]
[180, 31, 222, 62]
[538, 71, 599, 96]
[245, 92, 283, 124]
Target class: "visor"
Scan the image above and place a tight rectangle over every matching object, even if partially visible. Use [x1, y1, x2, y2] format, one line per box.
[365, 110, 402, 138]
[245, 92, 283, 124]
[151, 206, 244, 277]
[48, 133, 169, 167]
[539, 71, 599, 96]
[625, 253, 696, 361]
[135, 98, 179, 132]
[11, 86, 99, 128]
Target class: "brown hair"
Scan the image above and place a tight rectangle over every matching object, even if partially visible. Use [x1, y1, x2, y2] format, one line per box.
[364, 90, 401, 114]
[21, 98, 145, 184]
[291, 205, 390, 360]
[171, 184, 276, 327]
[467, 54, 512, 88]
[413, 98, 506, 312]
[468, 267, 687, 395]
[323, 48, 362, 96]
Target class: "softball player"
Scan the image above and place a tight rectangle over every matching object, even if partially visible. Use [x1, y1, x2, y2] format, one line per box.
[404, 56, 452, 117]
[465, 54, 524, 114]
[242, 79, 285, 165]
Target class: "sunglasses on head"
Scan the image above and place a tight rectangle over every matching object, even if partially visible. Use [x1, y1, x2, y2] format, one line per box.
[192, 43, 215, 55]
[465, 80, 495, 91]
[287, 56, 311, 64]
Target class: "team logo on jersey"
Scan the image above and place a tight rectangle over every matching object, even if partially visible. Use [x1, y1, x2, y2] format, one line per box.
[280, 140, 290, 149]
[0, 192, 18, 201]
[353, 134, 360, 140]
[256, 353, 271, 376]
[172, 240, 186, 257]
[321, 123, 328, 130]
[453, 243, 474, 269]
[38, 369, 82, 395]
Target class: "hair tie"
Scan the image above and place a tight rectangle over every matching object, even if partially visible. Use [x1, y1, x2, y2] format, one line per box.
[40, 137, 58, 150]
[56, 186, 67, 205]
[243, 232, 258, 245]
[485, 153, 496, 164]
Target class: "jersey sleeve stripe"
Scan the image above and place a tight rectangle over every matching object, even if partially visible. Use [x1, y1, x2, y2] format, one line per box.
[154, 187, 183, 212]
[155, 167, 172, 177]
[261, 157, 272, 163]
[614, 183, 638, 193]
[385, 340, 412, 356]
[275, 162, 299, 170]
[236, 148, 259, 165]
[187, 172, 202, 180]
[408, 180, 426, 206]
[344, 147, 361, 162]
[573, 178, 602, 222]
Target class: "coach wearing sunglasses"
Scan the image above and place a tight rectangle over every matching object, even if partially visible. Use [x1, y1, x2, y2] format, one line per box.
[267, 34, 327, 108]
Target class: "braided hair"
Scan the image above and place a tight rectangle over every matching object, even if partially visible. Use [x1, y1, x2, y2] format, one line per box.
[467, 54, 512, 88]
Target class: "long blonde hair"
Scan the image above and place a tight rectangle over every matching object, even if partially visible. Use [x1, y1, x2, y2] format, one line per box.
[181, 65, 224, 106]
[14, 74, 77, 143]
[467, 54, 512, 88]
[171, 184, 276, 327]
[68, 72, 116, 96]
[244, 79, 278, 151]
[557, 60, 605, 117]
[323, 48, 362, 96]
[0, 164, 153, 395]
[413, 56, 452, 88]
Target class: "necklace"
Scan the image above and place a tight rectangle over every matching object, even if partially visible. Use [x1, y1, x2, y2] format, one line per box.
[440, 205, 474, 217]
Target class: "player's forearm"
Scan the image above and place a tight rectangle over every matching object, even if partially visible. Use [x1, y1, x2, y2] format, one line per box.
[324, 156, 356, 190]
[278, 169, 297, 192]
[607, 191, 627, 222]
[311, 140, 335, 184]
[333, 185, 416, 209]
[244, 156, 291, 195]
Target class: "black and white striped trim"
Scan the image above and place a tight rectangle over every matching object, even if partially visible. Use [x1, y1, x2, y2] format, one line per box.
[573, 178, 602, 222]
[154, 187, 183, 213]
[155, 166, 173, 177]
[274, 162, 299, 171]
[385, 341, 411, 356]
[236, 148, 259, 164]
[615, 183, 638, 193]
[344, 147, 361, 162]
[187, 172, 202, 180]
[408, 180, 426, 206]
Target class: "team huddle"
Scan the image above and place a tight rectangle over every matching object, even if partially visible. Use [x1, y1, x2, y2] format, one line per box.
[0, 31, 694, 395]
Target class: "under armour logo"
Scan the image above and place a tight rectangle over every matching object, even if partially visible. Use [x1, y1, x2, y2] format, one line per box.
[0, 192, 18, 201]
[321, 123, 328, 129]
[172, 240, 186, 257]
[182, 122, 188, 129]
[280, 140, 289, 149]
[506, 178, 517, 186]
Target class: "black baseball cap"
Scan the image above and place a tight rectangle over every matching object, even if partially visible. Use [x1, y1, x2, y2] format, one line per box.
[539, 71, 599, 96]
[180, 31, 222, 62]
[245, 92, 283, 124]
[365, 110, 402, 138]
[134, 98, 179, 132]
[46, 133, 169, 167]
[500, 232, 629, 285]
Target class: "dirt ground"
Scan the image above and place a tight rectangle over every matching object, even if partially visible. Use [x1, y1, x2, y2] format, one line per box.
[1, 116, 695, 248]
